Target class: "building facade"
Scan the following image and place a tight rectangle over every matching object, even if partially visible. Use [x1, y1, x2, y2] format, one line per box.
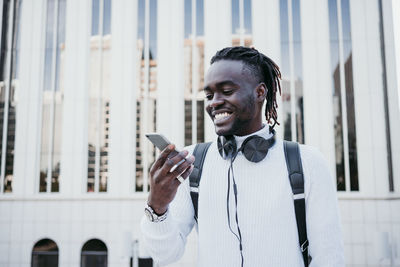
[0, 0, 400, 266]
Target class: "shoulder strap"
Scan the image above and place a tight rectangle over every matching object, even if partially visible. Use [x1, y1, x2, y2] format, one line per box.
[283, 140, 311, 267]
[189, 142, 212, 221]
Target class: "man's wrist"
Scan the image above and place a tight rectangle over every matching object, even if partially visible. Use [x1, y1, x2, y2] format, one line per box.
[147, 202, 168, 215]
[145, 204, 168, 223]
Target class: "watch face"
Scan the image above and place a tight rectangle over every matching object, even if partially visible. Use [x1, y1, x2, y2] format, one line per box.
[145, 207, 154, 222]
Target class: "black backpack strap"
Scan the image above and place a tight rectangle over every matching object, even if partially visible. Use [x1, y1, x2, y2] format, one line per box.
[283, 141, 311, 267]
[189, 142, 212, 222]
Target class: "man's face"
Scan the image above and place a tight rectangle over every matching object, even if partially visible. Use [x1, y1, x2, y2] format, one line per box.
[204, 60, 264, 136]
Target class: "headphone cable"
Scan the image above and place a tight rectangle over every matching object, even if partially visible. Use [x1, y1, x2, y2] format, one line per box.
[226, 155, 244, 267]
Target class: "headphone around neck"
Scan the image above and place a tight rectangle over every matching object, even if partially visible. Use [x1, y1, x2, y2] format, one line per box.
[217, 128, 276, 162]
[217, 127, 276, 267]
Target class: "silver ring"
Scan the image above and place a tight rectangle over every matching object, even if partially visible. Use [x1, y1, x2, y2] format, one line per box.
[176, 176, 185, 183]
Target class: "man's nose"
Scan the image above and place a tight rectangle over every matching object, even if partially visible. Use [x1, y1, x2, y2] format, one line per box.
[208, 94, 225, 108]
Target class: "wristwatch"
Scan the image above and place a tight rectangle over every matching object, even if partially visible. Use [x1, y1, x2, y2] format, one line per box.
[145, 204, 168, 222]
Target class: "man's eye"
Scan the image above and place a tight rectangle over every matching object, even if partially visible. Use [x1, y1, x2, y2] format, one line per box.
[205, 94, 213, 100]
[223, 90, 233, 95]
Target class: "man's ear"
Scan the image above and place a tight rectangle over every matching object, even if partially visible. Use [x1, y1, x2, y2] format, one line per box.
[256, 83, 267, 102]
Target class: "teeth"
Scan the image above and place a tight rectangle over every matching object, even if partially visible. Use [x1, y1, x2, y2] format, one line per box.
[214, 112, 230, 120]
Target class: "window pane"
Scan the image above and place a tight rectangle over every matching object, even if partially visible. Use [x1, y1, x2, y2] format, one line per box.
[91, 0, 100, 35]
[329, 0, 346, 190]
[81, 255, 107, 267]
[232, 0, 239, 34]
[51, 0, 66, 192]
[40, 0, 56, 192]
[341, 0, 358, 191]
[184, 100, 205, 146]
[135, 0, 157, 192]
[32, 239, 59, 267]
[232, 0, 252, 46]
[88, 0, 111, 192]
[279, 0, 304, 143]
[292, 0, 304, 144]
[184, 0, 205, 146]
[280, 0, 292, 141]
[231, 0, 252, 34]
[81, 239, 107, 267]
[0, 0, 21, 193]
[39, 0, 65, 193]
[32, 254, 59, 267]
[329, 0, 358, 191]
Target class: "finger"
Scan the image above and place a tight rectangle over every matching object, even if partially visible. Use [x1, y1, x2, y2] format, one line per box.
[173, 165, 194, 186]
[180, 164, 194, 180]
[160, 150, 189, 175]
[150, 144, 176, 173]
[170, 155, 195, 180]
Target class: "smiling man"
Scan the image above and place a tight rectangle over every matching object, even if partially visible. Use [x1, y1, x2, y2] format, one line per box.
[141, 46, 344, 267]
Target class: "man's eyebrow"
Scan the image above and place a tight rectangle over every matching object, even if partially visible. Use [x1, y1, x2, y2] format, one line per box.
[203, 86, 210, 92]
[217, 80, 238, 87]
[203, 80, 238, 91]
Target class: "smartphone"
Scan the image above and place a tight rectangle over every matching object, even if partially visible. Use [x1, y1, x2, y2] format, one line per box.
[146, 133, 189, 175]
[145, 133, 179, 158]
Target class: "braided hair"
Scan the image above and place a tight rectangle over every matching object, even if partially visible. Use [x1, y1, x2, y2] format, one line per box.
[210, 46, 282, 128]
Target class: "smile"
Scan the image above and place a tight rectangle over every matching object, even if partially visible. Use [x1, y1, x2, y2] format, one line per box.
[214, 112, 232, 122]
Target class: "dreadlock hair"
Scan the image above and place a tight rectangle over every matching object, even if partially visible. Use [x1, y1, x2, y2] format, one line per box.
[210, 46, 282, 128]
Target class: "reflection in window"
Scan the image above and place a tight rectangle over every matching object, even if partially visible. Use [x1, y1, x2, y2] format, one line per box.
[39, 0, 66, 193]
[183, 0, 205, 146]
[328, 0, 358, 191]
[135, 0, 158, 192]
[0, 0, 21, 193]
[231, 0, 252, 46]
[31, 239, 59, 267]
[81, 239, 107, 267]
[87, 0, 111, 192]
[279, 0, 304, 143]
[184, 100, 204, 145]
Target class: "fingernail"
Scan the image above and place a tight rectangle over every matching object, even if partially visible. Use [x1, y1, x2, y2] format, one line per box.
[168, 144, 174, 150]
[189, 155, 195, 162]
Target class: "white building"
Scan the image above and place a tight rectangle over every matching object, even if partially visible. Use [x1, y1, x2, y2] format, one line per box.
[0, 0, 400, 266]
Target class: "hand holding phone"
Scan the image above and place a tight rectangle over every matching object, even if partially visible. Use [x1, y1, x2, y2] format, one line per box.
[145, 133, 195, 215]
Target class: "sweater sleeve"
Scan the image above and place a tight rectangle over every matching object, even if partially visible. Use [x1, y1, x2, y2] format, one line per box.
[140, 155, 196, 266]
[301, 147, 345, 267]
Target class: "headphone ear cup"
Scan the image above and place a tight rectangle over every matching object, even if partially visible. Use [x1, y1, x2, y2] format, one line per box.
[241, 136, 273, 163]
[217, 135, 237, 159]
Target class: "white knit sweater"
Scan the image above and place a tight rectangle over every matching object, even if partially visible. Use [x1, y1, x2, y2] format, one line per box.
[141, 126, 345, 267]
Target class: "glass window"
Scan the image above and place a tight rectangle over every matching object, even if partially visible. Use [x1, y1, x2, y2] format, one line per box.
[81, 239, 107, 267]
[183, 0, 205, 146]
[279, 0, 304, 143]
[328, 0, 358, 191]
[231, 0, 252, 46]
[135, 0, 157, 192]
[39, 0, 66, 193]
[31, 239, 59, 267]
[87, 0, 111, 193]
[0, 0, 21, 193]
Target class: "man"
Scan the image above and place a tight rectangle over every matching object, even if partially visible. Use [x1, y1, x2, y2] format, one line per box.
[141, 46, 344, 266]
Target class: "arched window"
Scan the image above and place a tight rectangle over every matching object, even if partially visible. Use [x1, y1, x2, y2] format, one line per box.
[31, 238, 59, 267]
[81, 239, 108, 267]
